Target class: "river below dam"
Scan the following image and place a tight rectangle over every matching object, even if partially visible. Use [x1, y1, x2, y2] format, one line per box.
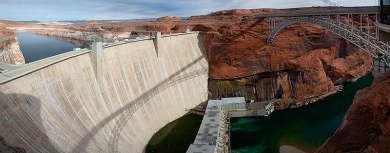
[230, 73, 374, 153]
[16, 32, 80, 63]
[147, 73, 374, 153]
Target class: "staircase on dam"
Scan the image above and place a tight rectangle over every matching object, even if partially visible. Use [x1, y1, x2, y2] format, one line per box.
[187, 97, 278, 153]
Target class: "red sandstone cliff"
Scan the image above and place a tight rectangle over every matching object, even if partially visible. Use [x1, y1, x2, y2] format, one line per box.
[317, 74, 390, 153]
[199, 16, 372, 107]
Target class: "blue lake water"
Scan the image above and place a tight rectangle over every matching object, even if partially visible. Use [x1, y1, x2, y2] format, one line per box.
[16, 32, 78, 63]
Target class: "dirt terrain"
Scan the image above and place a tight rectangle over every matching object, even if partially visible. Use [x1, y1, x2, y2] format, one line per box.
[0, 23, 25, 64]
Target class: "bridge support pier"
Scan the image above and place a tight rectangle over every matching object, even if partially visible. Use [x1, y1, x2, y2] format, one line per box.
[347, 14, 350, 27]
[367, 14, 370, 34]
[351, 14, 354, 28]
[378, 58, 382, 73]
[376, 14, 379, 39]
[360, 14, 363, 31]
[384, 56, 388, 73]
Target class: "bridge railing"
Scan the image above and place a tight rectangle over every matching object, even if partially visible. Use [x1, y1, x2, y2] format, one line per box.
[267, 16, 390, 59]
[267, 14, 390, 75]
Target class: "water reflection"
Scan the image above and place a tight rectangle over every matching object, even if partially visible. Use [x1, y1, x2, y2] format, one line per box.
[16, 32, 87, 63]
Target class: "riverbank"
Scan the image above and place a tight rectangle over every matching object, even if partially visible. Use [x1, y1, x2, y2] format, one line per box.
[0, 26, 25, 64]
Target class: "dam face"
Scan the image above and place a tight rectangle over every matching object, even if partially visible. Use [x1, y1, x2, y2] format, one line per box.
[0, 33, 208, 153]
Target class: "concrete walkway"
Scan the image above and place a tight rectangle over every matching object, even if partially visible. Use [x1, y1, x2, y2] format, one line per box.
[187, 97, 278, 153]
[187, 97, 246, 153]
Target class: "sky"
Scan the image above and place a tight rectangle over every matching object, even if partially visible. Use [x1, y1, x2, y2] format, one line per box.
[0, 0, 378, 21]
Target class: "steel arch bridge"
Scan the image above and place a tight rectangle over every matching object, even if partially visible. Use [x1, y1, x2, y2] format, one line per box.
[266, 15, 390, 74]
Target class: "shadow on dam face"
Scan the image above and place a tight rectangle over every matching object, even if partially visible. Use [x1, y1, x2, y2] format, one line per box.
[70, 55, 207, 153]
[0, 94, 58, 153]
[0, 135, 26, 153]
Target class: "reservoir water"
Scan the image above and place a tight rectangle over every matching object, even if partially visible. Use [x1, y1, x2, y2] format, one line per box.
[230, 73, 374, 153]
[16, 32, 78, 63]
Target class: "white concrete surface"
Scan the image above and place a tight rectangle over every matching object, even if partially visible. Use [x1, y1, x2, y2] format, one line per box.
[0, 32, 208, 153]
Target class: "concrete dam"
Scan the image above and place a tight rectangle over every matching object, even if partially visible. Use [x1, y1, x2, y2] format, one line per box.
[0, 32, 209, 152]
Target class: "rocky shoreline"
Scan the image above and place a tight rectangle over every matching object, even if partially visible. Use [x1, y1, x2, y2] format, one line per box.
[0, 26, 25, 64]
[317, 74, 390, 153]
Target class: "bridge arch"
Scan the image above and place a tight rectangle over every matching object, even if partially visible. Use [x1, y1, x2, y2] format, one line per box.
[267, 17, 390, 58]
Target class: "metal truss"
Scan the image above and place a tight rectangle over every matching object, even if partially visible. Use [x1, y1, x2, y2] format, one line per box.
[267, 16, 390, 70]
[267, 17, 389, 57]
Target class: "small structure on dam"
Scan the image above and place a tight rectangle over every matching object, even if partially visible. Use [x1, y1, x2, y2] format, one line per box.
[187, 97, 277, 153]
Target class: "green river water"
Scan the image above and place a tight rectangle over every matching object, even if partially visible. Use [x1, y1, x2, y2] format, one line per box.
[146, 73, 374, 153]
[230, 73, 374, 153]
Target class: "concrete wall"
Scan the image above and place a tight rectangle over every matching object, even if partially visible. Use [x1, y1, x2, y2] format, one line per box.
[0, 32, 208, 153]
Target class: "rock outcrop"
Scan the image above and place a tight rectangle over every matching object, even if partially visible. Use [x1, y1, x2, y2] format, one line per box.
[156, 16, 181, 22]
[204, 19, 372, 107]
[0, 26, 25, 64]
[317, 74, 390, 153]
[203, 21, 372, 80]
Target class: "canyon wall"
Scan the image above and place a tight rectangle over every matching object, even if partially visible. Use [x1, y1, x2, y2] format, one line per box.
[317, 74, 390, 153]
[0, 26, 25, 64]
[0, 32, 208, 153]
[206, 21, 372, 108]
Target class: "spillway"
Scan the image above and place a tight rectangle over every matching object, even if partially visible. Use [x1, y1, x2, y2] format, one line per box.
[0, 32, 209, 153]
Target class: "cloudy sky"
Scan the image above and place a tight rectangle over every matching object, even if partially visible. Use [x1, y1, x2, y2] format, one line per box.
[0, 0, 378, 21]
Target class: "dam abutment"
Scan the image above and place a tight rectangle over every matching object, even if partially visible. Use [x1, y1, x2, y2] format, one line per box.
[0, 32, 209, 153]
